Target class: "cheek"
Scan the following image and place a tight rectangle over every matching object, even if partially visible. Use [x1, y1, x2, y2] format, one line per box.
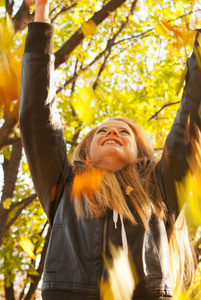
[128, 140, 138, 160]
[89, 139, 98, 159]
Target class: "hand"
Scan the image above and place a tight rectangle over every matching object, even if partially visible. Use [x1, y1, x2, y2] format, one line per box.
[25, 0, 50, 22]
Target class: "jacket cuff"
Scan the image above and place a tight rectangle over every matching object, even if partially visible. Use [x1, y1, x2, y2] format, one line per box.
[24, 22, 54, 54]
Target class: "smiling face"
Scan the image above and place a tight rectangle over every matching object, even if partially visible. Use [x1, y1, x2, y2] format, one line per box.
[89, 120, 138, 171]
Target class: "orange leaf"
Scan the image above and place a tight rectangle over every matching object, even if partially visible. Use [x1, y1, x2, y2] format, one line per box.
[71, 168, 106, 200]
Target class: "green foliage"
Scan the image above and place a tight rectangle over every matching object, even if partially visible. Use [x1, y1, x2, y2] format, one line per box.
[0, 199, 47, 289]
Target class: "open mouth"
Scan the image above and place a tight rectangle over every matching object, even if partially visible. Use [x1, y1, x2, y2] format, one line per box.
[102, 139, 122, 146]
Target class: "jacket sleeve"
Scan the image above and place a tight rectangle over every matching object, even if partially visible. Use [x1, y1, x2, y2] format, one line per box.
[158, 30, 201, 222]
[19, 22, 72, 225]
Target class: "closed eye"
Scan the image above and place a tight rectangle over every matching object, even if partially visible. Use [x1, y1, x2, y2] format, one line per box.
[121, 129, 130, 135]
[97, 128, 106, 134]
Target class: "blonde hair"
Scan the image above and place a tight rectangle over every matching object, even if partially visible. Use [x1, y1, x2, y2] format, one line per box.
[72, 117, 196, 289]
[72, 117, 166, 230]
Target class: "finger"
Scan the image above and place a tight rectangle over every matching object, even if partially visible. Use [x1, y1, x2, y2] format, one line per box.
[24, 0, 34, 8]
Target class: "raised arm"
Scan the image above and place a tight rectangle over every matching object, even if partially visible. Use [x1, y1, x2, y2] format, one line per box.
[19, 0, 72, 225]
[33, 0, 50, 22]
[158, 30, 201, 222]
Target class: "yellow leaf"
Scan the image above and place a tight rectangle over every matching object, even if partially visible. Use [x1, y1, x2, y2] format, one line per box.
[72, 86, 98, 125]
[0, 13, 14, 52]
[0, 0, 5, 7]
[100, 282, 115, 300]
[81, 19, 97, 37]
[102, 243, 137, 300]
[197, 32, 201, 47]
[176, 66, 187, 96]
[0, 17, 23, 116]
[3, 198, 12, 209]
[20, 236, 36, 260]
[194, 33, 201, 68]
[173, 290, 189, 300]
[176, 170, 201, 227]
[151, 20, 170, 39]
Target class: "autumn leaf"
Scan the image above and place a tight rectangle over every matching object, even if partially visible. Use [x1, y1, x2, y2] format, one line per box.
[194, 32, 201, 69]
[152, 19, 196, 51]
[100, 282, 115, 300]
[71, 167, 106, 200]
[176, 65, 187, 96]
[0, 51, 22, 116]
[20, 236, 36, 260]
[0, 0, 5, 7]
[161, 20, 195, 50]
[151, 20, 170, 39]
[71, 85, 98, 125]
[0, 17, 23, 116]
[100, 243, 137, 300]
[81, 19, 97, 37]
[0, 13, 14, 52]
[2, 198, 12, 209]
[176, 171, 201, 227]
[176, 129, 201, 227]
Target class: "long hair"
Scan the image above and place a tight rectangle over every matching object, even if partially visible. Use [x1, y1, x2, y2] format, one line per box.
[72, 117, 166, 230]
[72, 117, 196, 289]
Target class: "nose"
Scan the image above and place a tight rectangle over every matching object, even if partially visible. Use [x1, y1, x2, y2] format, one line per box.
[106, 128, 119, 136]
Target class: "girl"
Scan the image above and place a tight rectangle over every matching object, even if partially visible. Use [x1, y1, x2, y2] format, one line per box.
[20, 0, 199, 299]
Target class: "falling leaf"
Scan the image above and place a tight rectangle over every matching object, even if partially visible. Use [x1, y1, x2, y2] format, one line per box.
[151, 20, 170, 39]
[81, 19, 97, 37]
[194, 32, 201, 69]
[176, 65, 187, 96]
[100, 282, 115, 300]
[125, 186, 134, 195]
[3, 198, 12, 209]
[0, 0, 5, 7]
[0, 15, 23, 116]
[152, 19, 196, 51]
[71, 167, 106, 200]
[72, 86, 98, 125]
[20, 236, 36, 260]
[100, 243, 137, 300]
[0, 13, 14, 52]
[175, 127, 201, 227]
[176, 171, 201, 227]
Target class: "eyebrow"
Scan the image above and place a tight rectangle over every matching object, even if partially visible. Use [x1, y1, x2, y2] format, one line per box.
[97, 126, 131, 131]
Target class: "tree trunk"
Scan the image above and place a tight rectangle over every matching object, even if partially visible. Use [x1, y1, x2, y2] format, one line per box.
[0, 143, 22, 245]
[4, 282, 15, 300]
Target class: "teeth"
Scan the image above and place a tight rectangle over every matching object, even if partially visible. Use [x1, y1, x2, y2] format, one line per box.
[104, 140, 118, 145]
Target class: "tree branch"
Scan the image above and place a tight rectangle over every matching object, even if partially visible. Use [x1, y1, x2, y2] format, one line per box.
[51, 2, 77, 23]
[149, 101, 180, 121]
[114, 29, 152, 46]
[54, 0, 127, 68]
[93, 0, 138, 90]
[56, 0, 139, 94]
[6, 0, 14, 16]
[23, 226, 51, 300]
[4, 194, 36, 234]
[10, 194, 37, 210]
[13, 1, 34, 33]
[1, 143, 22, 202]
[0, 115, 18, 151]
[0, 136, 21, 149]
